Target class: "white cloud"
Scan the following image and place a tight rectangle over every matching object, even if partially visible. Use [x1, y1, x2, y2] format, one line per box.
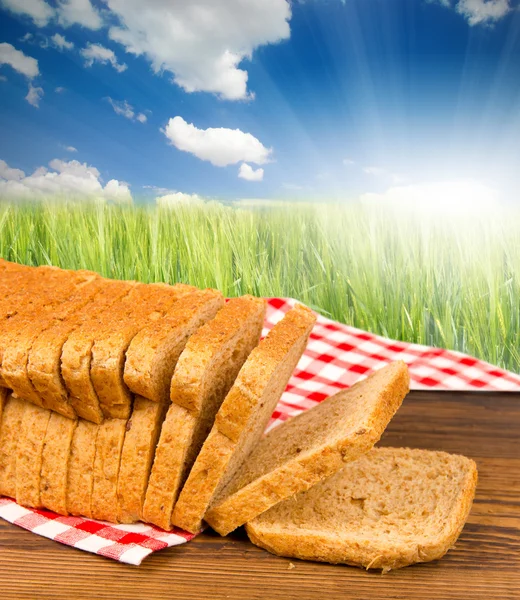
[0, 158, 132, 203]
[0, 159, 25, 181]
[81, 43, 127, 73]
[55, 86, 66, 93]
[20, 33, 34, 42]
[360, 181, 500, 215]
[25, 83, 44, 107]
[363, 166, 386, 177]
[0, 0, 54, 27]
[56, 0, 103, 30]
[238, 163, 264, 182]
[0, 43, 39, 78]
[51, 33, 74, 51]
[156, 192, 205, 207]
[106, 0, 291, 100]
[163, 116, 272, 167]
[65, 145, 77, 152]
[456, 0, 511, 25]
[106, 98, 147, 123]
[0, 74, 7, 82]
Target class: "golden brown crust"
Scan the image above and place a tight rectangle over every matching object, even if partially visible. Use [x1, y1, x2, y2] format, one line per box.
[246, 449, 478, 571]
[0, 387, 8, 429]
[117, 398, 168, 523]
[66, 420, 99, 518]
[205, 362, 410, 535]
[90, 283, 195, 418]
[91, 418, 127, 522]
[123, 289, 224, 403]
[40, 412, 78, 515]
[28, 279, 135, 419]
[15, 403, 52, 508]
[215, 304, 316, 442]
[0, 395, 27, 497]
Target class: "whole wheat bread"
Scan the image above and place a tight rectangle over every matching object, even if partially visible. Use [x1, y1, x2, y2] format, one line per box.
[123, 289, 225, 403]
[66, 420, 99, 518]
[0, 395, 27, 497]
[246, 447, 478, 571]
[205, 361, 409, 535]
[172, 304, 316, 533]
[16, 403, 52, 508]
[117, 397, 168, 523]
[142, 296, 266, 529]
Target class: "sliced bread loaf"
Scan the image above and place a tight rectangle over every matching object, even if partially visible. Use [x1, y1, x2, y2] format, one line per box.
[123, 289, 225, 403]
[40, 412, 78, 515]
[0, 395, 27, 497]
[15, 403, 52, 508]
[91, 418, 127, 522]
[28, 278, 137, 418]
[205, 361, 409, 535]
[172, 304, 316, 533]
[89, 282, 196, 419]
[66, 420, 99, 518]
[117, 397, 168, 523]
[142, 295, 266, 530]
[246, 447, 478, 571]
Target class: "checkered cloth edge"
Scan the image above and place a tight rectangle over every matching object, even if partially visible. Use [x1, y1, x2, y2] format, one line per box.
[1, 297, 519, 565]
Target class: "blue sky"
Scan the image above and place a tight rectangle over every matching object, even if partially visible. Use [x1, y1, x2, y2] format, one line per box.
[0, 0, 519, 206]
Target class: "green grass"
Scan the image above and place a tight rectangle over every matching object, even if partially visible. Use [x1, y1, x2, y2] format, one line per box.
[1, 200, 519, 373]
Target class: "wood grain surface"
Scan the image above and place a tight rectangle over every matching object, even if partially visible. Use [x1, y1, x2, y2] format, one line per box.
[1, 390, 519, 600]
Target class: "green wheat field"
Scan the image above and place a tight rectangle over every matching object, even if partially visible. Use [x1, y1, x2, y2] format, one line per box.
[1, 200, 519, 374]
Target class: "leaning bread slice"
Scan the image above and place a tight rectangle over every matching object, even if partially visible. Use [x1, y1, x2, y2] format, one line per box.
[142, 296, 266, 530]
[88, 282, 196, 420]
[172, 304, 316, 533]
[1, 273, 104, 407]
[246, 447, 478, 571]
[66, 420, 99, 518]
[117, 398, 168, 523]
[40, 412, 77, 515]
[205, 361, 409, 535]
[16, 403, 52, 508]
[91, 418, 127, 522]
[123, 288, 225, 403]
[0, 395, 27, 497]
[28, 278, 137, 418]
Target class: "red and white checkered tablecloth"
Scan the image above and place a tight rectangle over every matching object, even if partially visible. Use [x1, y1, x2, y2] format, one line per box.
[1, 297, 519, 565]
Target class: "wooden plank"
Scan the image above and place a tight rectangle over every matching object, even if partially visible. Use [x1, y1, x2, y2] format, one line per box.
[0, 390, 519, 600]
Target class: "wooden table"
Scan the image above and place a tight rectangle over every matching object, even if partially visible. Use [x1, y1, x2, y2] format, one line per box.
[1, 390, 519, 600]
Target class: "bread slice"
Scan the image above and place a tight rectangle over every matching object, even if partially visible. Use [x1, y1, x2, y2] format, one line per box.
[205, 361, 410, 535]
[246, 447, 478, 571]
[123, 289, 225, 403]
[172, 304, 316, 533]
[40, 412, 78, 515]
[15, 403, 52, 508]
[28, 279, 137, 419]
[117, 398, 168, 523]
[61, 282, 188, 423]
[1, 273, 104, 407]
[0, 395, 27, 497]
[91, 418, 127, 522]
[0, 268, 98, 391]
[66, 420, 99, 518]
[142, 296, 266, 530]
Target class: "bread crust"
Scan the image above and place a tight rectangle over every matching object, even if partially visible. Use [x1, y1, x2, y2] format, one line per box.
[246, 448, 478, 571]
[40, 412, 78, 515]
[28, 279, 136, 418]
[117, 397, 168, 523]
[16, 403, 52, 508]
[123, 289, 224, 403]
[0, 395, 27, 497]
[91, 418, 127, 522]
[205, 362, 410, 535]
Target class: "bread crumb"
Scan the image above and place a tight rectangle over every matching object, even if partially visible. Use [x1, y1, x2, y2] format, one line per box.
[288, 562, 296, 570]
